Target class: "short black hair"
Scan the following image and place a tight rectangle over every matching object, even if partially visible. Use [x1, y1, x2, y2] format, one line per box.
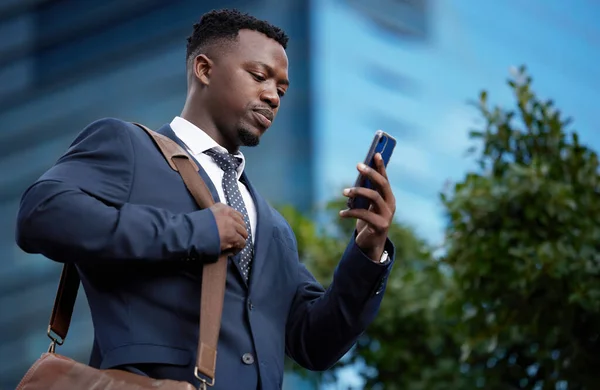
[186, 9, 289, 62]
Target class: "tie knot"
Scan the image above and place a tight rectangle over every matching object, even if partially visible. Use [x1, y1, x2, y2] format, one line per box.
[205, 149, 242, 172]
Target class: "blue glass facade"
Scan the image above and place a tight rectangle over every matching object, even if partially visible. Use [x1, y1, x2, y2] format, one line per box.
[0, 1, 313, 388]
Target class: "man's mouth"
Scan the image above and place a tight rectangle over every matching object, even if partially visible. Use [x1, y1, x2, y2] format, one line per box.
[253, 110, 273, 128]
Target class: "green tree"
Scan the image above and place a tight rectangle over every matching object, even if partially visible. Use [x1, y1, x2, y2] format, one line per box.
[441, 66, 600, 389]
[282, 66, 600, 389]
[280, 199, 460, 390]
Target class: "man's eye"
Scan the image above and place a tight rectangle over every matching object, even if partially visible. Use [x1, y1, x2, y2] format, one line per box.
[252, 73, 266, 81]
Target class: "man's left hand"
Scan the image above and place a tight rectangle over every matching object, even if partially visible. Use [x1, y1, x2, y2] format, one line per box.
[339, 153, 396, 262]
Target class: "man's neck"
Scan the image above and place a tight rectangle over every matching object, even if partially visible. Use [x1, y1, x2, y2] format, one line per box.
[180, 107, 237, 154]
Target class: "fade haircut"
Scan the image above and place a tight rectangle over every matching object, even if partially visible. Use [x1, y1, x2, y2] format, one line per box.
[185, 9, 289, 65]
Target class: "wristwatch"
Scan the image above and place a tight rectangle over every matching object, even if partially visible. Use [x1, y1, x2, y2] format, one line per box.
[379, 250, 389, 264]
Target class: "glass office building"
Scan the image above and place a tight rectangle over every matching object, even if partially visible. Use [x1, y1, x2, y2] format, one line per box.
[311, 0, 432, 241]
[0, 0, 438, 388]
[0, 1, 313, 388]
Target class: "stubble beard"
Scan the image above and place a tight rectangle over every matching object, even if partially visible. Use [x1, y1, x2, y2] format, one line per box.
[238, 127, 260, 147]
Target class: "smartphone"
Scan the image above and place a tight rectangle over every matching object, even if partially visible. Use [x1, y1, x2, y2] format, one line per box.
[347, 130, 396, 210]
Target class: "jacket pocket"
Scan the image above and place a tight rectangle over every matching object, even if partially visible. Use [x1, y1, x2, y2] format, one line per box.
[100, 343, 192, 369]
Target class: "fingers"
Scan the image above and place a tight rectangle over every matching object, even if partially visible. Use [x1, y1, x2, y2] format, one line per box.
[341, 186, 392, 230]
[358, 154, 395, 209]
[213, 203, 250, 254]
[339, 208, 389, 234]
[343, 186, 387, 213]
[230, 209, 248, 243]
[228, 211, 248, 251]
[223, 226, 247, 254]
[360, 155, 391, 197]
[225, 206, 247, 236]
[232, 210, 245, 227]
[235, 233, 247, 250]
[374, 153, 388, 180]
[340, 154, 396, 230]
[234, 220, 249, 241]
[214, 203, 245, 224]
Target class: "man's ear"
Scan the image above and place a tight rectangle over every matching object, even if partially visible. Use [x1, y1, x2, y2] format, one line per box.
[193, 54, 213, 86]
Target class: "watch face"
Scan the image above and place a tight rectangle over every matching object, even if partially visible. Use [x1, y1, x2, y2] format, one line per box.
[342, 0, 429, 39]
[380, 251, 389, 263]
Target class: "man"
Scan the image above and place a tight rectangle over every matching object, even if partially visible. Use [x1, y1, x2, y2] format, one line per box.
[16, 9, 396, 390]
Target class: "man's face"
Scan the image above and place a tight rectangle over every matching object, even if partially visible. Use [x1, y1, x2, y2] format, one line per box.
[207, 29, 289, 148]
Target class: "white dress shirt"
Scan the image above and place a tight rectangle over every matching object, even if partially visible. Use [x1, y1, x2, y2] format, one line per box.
[170, 116, 257, 243]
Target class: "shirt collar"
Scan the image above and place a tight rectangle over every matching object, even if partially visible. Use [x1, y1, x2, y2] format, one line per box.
[170, 116, 246, 177]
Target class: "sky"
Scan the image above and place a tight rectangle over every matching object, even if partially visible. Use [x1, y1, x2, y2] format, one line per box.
[304, 0, 600, 388]
[312, 0, 600, 248]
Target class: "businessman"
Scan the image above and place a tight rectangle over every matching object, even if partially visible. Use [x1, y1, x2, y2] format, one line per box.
[16, 9, 396, 390]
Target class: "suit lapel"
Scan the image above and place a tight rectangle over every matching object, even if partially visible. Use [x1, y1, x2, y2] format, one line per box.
[155, 124, 220, 204]
[155, 123, 274, 289]
[156, 123, 250, 284]
[242, 173, 274, 293]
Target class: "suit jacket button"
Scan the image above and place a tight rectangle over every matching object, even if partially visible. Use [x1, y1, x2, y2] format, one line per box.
[242, 353, 255, 365]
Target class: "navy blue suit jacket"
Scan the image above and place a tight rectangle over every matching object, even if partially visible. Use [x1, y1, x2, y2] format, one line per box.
[16, 118, 395, 389]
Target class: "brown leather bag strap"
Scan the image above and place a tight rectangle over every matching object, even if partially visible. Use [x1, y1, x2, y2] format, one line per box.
[47, 263, 80, 349]
[46, 122, 228, 387]
[134, 123, 228, 386]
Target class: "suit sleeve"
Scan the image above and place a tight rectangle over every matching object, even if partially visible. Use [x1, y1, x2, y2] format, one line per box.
[15, 118, 221, 264]
[284, 232, 395, 371]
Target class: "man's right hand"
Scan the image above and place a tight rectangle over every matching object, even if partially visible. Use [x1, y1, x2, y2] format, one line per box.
[209, 203, 248, 255]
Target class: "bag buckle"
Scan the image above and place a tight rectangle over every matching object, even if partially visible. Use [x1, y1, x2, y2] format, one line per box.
[47, 327, 64, 353]
[195, 367, 215, 390]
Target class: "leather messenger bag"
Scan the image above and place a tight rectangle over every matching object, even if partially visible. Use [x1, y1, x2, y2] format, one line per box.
[16, 123, 227, 390]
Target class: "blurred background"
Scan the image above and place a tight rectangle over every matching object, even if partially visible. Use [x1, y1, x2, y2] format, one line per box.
[1, 0, 599, 389]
